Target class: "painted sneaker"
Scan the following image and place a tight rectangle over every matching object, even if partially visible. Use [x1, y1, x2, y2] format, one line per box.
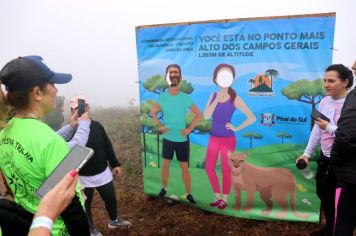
[209, 198, 221, 207]
[217, 200, 227, 210]
[108, 218, 132, 229]
[158, 188, 167, 197]
[186, 194, 196, 204]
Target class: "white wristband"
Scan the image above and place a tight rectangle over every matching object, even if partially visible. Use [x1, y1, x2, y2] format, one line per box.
[30, 216, 53, 231]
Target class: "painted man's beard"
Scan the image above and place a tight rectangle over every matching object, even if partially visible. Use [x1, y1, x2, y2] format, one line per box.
[170, 75, 181, 87]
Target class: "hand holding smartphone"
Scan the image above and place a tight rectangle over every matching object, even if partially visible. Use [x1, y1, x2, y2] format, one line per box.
[36, 145, 94, 199]
[77, 98, 86, 117]
[311, 109, 330, 122]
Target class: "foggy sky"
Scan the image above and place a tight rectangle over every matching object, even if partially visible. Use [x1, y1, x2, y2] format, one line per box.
[0, 0, 355, 107]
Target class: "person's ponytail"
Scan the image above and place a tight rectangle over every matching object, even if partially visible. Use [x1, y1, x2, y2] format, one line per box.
[228, 87, 236, 103]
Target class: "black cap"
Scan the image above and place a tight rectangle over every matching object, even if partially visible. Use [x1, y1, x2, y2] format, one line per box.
[0, 55, 72, 92]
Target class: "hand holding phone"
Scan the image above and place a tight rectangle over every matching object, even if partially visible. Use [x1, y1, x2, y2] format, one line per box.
[77, 99, 86, 117]
[311, 109, 330, 122]
[36, 145, 94, 198]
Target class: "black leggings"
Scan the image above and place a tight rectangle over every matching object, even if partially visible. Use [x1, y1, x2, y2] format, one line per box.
[334, 181, 356, 236]
[315, 155, 337, 236]
[84, 180, 118, 223]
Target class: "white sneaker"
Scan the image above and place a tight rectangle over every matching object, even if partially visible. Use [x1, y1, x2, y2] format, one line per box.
[90, 227, 103, 236]
[108, 217, 132, 229]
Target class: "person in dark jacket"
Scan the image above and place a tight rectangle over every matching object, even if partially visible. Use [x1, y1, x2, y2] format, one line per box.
[330, 64, 356, 236]
[69, 95, 131, 236]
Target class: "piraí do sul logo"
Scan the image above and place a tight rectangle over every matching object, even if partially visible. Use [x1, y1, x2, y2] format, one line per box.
[260, 113, 275, 126]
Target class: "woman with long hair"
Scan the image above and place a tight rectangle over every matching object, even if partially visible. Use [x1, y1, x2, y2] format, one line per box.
[0, 56, 90, 236]
[204, 63, 256, 209]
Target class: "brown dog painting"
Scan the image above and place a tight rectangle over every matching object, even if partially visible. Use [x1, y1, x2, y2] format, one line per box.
[228, 152, 309, 219]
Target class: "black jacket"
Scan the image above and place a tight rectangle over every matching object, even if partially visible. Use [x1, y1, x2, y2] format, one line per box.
[79, 120, 120, 176]
[331, 88, 356, 184]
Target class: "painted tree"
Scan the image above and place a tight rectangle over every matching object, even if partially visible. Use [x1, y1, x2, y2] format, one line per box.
[242, 132, 263, 148]
[276, 132, 292, 144]
[185, 113, 211, 167]
[140, 100, 156, 168]
[143, 75, 168, 94]
[140, 114, 155, 167]
[140, 99, 156, 115]
[140, 99, 166, 167]
[143, 75, 194, 94]
[264, 69, 279, 89]
[281, 79, 325, 129]
[186, 112, 211, 135]
[179, 80, 194, 94]
[184, 112, 212, 167]
[146, 121, 162, 168]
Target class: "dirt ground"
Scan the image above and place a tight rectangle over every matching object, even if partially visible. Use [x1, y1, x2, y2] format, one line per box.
[0, 173, 321, 236]
[90, 172, 324, 236]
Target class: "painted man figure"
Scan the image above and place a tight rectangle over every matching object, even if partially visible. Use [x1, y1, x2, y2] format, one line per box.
[151, 64, 201, 203]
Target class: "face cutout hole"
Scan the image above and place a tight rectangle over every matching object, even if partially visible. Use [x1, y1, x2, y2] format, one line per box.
[216, 68, 234, 88]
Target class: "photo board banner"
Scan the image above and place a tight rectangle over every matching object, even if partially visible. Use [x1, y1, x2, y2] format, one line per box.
[136, 13, 335, 222]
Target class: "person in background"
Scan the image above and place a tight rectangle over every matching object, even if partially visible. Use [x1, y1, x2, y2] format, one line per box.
[0, 56, 90, 236]
[43, 96, 65, 131]
[150, 64, 202, 204]
[69, 95, 131, 236]
[296, 64, 353, 236]
[42, 92, 91, 147]
[57, 108, 91, 149]
[331, 63, 356, 236]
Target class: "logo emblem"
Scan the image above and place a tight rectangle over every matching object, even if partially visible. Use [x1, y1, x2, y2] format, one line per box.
[248, 69, 279, 96]
[260, 113, 275, 126]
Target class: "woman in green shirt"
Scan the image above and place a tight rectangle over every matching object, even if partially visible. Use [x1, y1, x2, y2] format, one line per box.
[0, 56, 89, 236]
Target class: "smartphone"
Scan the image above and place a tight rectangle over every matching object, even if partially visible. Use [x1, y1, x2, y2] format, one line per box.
[36, 145, 94, 199]
[77, 98, 86, 117]
[311, 109, 330, 122]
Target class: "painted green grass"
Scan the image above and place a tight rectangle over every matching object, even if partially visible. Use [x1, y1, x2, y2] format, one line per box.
[143, 168, 319, 223]
[141, 134, 320, 223]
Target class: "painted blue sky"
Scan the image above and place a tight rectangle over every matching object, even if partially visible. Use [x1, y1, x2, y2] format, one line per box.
[137, 15, 333, 149]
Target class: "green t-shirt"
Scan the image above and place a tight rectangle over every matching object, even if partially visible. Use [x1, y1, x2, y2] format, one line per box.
[157, 90, 193, 142]
[0, 118, 73, 235]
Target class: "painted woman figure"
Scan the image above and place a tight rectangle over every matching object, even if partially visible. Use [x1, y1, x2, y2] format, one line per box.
[204, 63, 256, 209]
